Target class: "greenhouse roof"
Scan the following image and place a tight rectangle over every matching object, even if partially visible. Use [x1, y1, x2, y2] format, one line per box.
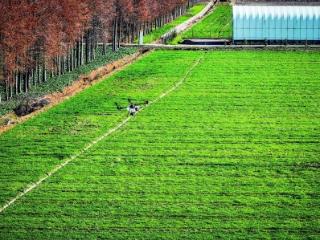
[233, 5, 320, 18]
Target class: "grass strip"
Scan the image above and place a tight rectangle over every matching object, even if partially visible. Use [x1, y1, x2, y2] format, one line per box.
[143, 3, 207, 44]
[170, 4, 232, 44]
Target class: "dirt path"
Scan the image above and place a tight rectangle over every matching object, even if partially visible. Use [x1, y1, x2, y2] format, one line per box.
[159, 0, 218, 43]
[0, 55, 203, 214]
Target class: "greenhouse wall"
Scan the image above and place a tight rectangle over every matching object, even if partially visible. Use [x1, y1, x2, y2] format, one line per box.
[233, 5, 320, 41]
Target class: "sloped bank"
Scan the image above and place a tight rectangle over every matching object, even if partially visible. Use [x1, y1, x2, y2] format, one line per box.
[0, 48, 149, 134]
[0, 47, 138, 117]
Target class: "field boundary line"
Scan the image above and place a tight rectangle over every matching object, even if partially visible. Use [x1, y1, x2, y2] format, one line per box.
[147, 56, 203, 106]
[0, 117, 131, 214]
[0, 55, 202, 214]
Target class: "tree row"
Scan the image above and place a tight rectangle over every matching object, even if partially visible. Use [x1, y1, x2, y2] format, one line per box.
[0, 0, 196, 100]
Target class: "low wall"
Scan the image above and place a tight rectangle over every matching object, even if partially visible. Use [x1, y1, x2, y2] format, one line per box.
[122, 43, 320, 50]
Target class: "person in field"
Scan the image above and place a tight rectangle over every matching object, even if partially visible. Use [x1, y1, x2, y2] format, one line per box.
[115, 99, 148, 116]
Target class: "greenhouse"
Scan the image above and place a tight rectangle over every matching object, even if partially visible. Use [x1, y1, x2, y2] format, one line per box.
[233, 5, 320, 42]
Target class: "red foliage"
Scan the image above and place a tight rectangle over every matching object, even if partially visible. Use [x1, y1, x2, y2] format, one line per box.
[0, 0, 190, 84]
[0, 1, 37, 74]
[33, 0, 90, 66]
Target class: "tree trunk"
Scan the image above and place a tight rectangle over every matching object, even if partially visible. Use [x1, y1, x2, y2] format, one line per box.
[42, 64, 47, 82]
[117, 18, 122, 49]
[80, 35, 84, 65]
[18, 72, 22, 93]
[112, 18, 119, 52]
[32, 68, 36, 86]
[37, 63, 41, 84]
[15, 72, 18, 94]
[85, 33, 89, 64]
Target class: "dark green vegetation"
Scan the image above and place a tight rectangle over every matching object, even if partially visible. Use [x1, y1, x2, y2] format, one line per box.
[0, 50, 320, 239]
[0, 47, 137, 116]
[171, 4, 232, 44]
[143, 3, 206, 44]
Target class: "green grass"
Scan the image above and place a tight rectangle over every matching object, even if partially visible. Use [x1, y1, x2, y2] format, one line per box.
[0, 50, 320, 239]
[0, 47, 137, 116]
[143, 3, 206, 44]
[170, 4, 232, 44]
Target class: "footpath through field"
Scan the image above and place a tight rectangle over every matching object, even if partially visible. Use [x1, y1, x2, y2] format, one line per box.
[0, 50, 319, 239]
[0, 53, 203, 214]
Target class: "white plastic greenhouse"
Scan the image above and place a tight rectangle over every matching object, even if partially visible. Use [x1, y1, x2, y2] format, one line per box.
[233, 5, 320, 42]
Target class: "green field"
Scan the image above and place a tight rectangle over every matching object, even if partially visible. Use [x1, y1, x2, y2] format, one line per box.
[0, 50, 320, 239]
[171, 4, 232, 44]
[143, 3, 206, 44]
